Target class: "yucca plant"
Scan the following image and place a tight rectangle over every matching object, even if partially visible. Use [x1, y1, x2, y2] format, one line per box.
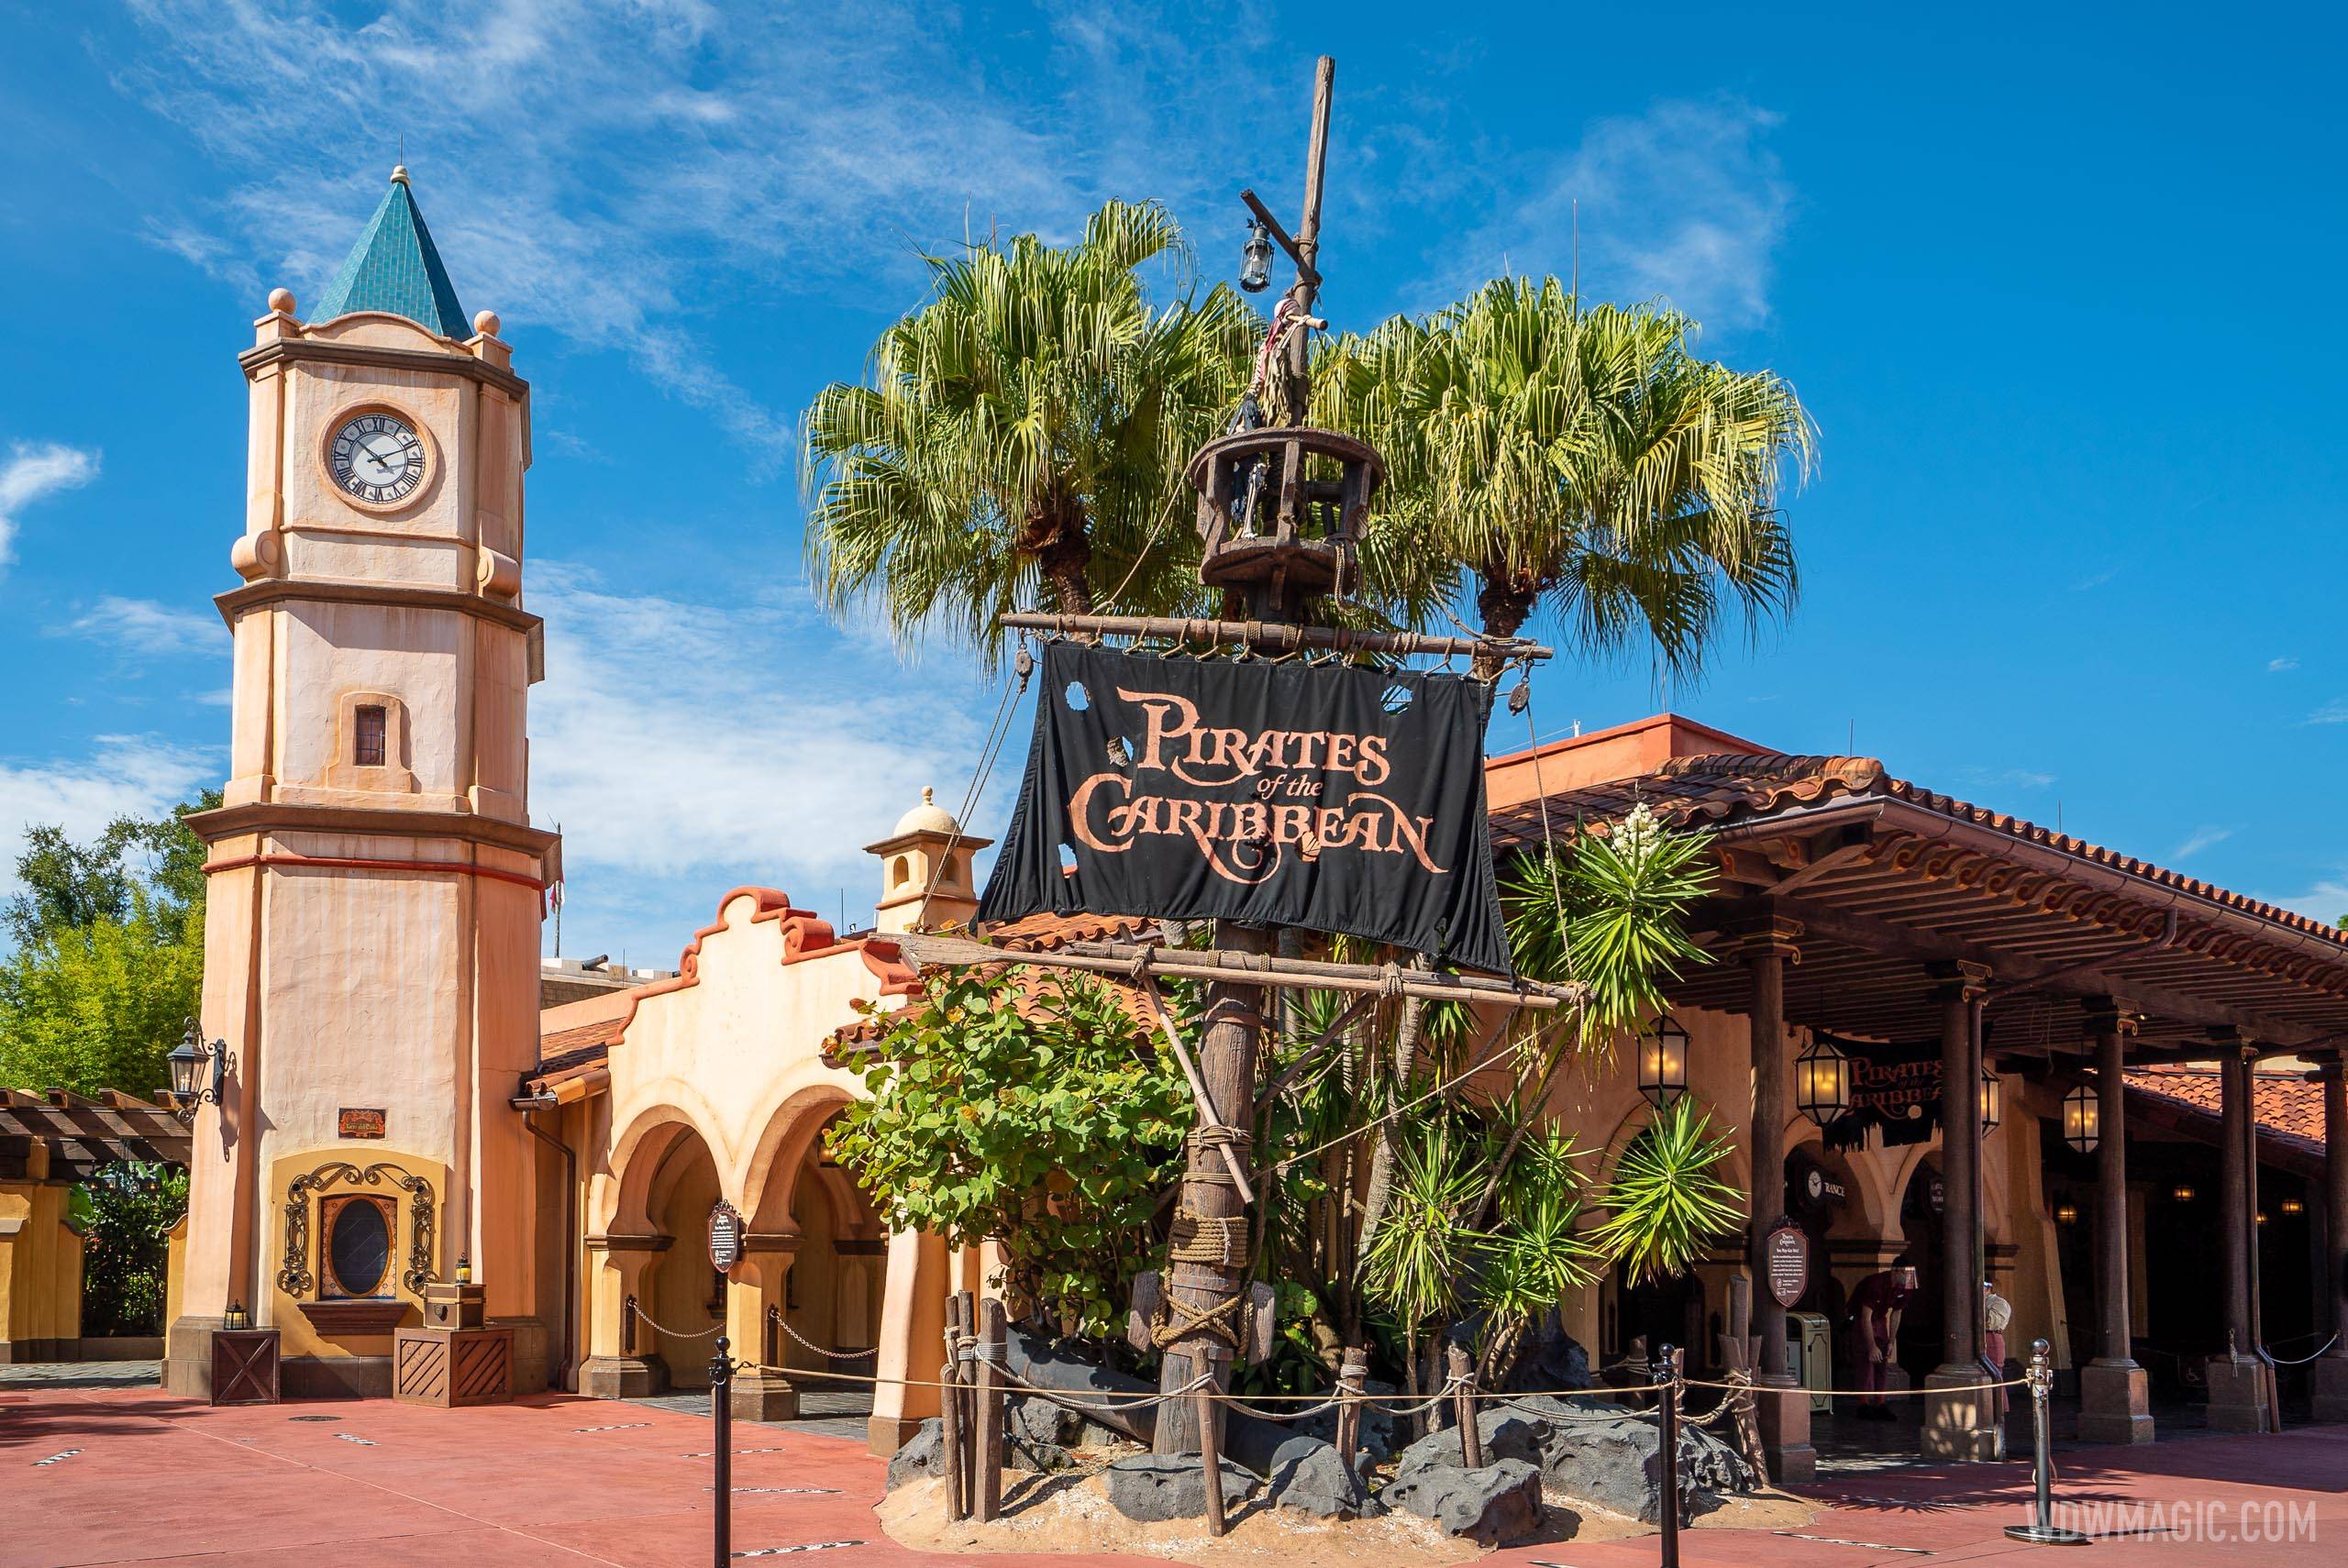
[1504, 801, 1714, 1042]
[1590, 1095, 1744, 1286]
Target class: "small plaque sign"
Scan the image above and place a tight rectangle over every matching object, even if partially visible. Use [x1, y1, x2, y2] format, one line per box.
[1764, 1220, 1810, 1309]
[708, 1198, 744, 1274]
[338, 1108, 386, 1140]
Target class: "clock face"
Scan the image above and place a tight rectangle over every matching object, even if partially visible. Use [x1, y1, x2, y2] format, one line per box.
[329, 411, 426, 504]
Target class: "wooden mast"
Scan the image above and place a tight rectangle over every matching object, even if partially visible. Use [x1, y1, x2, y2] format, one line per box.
[1153, 55, 1338, 1456]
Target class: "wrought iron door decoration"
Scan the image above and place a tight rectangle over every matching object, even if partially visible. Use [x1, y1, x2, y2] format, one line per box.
[278, 1159, 436, 1297]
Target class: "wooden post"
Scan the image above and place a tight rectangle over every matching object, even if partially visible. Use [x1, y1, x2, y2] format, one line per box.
[1738, 918, 1811, 1482]
[1923, 962, 1992, 1461]
[1279, 56, 1335, 424]
[1448, 1343, 1482, 1468]
[1334, 1347, 1367, 1476]
[1196, 1342, 1229, 1538]
[2078, 1000, 2153, 1443]
[2312, 1055, 2348, 1421]
[940, 1292, 968, 1520]
[975, 1297, 1006, 1523]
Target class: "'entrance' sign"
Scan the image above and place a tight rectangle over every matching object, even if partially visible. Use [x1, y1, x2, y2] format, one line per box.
[1763, 1221, 1810, 1309]
[979, 642, 1511, 974]
[708, 1199, 743, 1274]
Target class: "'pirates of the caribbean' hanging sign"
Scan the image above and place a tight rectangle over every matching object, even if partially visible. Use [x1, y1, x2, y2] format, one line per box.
[980, 642, 1512, 975]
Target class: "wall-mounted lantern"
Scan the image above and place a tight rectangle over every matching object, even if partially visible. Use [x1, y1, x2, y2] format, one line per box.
[1979, 1067, 2005, 1135]
[1637, 1015, 1690, 1108]
[2060, 1082, 2100, 1154]
[1794, 1036, 1852, 1126]
[166, 1018, 234, 1124]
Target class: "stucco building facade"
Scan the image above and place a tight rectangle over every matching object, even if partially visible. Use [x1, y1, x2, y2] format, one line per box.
[161, 171, 2347, 1465]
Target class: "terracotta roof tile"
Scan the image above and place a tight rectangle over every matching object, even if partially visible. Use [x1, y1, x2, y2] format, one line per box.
[2125, 1065, 2330, 1162]
[1489, 749, 2348, 951]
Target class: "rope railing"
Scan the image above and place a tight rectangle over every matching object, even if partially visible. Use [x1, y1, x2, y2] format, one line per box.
[2257, 1334, 2340, 1367]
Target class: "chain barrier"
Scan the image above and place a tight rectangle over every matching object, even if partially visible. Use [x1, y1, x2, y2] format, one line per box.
[627, 1298, 725, 1342]
[774, 1310, 880, 1362]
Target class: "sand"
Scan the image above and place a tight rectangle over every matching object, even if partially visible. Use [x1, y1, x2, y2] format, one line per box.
[877, 1463, 1817, 1567]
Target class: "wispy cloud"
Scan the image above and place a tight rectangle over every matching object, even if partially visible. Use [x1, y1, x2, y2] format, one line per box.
[113, 2, 1285, 469]
[2258, 877, 2348, 928]
[67, 596, 221, 657]
[1953, 765, 2057, 791]
[2305, 698, 2348, 725]
[2170, 825, 2235, 860]
[527, 561, 1002, 958]
[1443, 98, 1792, 332]
[2267, 656, 2299, 672]
[0, 734, 217, 911]
[2071, 568, 2118, 592]
[0, 441, 100, 573]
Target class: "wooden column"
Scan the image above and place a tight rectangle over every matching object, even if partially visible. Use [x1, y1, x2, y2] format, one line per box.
[2206, 1040, 2271, 1430]
[2077, 999, 2152, 1443]
[1738, 917, 1811, 1484]
[2313, 1055, 2348, 1421]
[1153, 923, 1269, 1453]
[1922, 961, 1995, 1461]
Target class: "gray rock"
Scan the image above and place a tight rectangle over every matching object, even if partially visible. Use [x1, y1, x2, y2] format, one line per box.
[1102, 1454, 1259, 1522]
[1008, 1393, 1081, 1450]
[1380, 1458, 1544, 1545]
[1435, 1397, 1753, 1523]
[886, 1419, 946, 1490]
[1264, 1433, 1382, 1519]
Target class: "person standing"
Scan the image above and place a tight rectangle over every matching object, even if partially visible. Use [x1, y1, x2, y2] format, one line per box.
[1846, 1253, 1919, 1419]
[1982, 1277, 2014, 1420]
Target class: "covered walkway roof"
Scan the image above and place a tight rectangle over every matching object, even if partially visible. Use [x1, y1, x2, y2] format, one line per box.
[1489, 718, 2348, 1063]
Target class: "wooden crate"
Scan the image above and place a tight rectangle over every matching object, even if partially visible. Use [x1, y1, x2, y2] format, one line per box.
[210, 1329, 281, 1406]
[393, 1326, 513, 1408]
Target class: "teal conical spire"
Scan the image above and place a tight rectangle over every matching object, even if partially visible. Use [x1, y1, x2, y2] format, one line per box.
[311, 166, 470, 338]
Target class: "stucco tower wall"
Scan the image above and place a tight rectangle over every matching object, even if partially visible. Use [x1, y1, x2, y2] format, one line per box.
[168, 271, 554, 1397]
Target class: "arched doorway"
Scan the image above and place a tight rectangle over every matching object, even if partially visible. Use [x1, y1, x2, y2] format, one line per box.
[738, 1105, 886, 1419]
[637, 1122, 726, 1391]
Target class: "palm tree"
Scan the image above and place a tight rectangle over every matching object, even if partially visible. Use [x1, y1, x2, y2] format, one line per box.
[802, 201, 1258, 657]
[1322, 277, 1814, 679]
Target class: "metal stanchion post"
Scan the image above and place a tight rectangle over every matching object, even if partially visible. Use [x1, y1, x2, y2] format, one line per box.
[2002, 1339, 2088, 1547]
[712, 1335, 734, 1566]
[1655, 1342, 1680, 1568]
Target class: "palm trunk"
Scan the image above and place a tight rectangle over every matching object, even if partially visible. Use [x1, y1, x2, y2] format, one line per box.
[1352, 954, 1434, 1270]
[1471, 573, 1538, 682]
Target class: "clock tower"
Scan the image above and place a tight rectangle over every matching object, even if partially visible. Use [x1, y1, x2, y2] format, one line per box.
[165, 168, 560, 1399]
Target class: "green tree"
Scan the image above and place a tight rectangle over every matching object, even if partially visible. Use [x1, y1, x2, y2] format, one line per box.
[1322, 277, 1814, 678]
[802, 200, 1258, 655]
[0, 791, 215, 1097]
[72, 1162, 189, 1337]
[825, 966, 1192, 1336]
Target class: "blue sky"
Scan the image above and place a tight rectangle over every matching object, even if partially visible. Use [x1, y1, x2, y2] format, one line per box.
[2, 2, 2344, 969]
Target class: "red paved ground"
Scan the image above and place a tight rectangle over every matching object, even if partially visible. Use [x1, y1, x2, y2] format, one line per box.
[6, 1386, 2342, 1567]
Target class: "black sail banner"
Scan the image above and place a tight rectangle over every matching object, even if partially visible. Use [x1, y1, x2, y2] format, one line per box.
[979, 641, 1512, 976]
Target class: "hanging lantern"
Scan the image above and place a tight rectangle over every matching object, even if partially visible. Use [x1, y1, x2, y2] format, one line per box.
[2060, 1082, 2100, 1154]
[2054, 1201, 2079, 1224]
[1636, 1015, 1689, 1108]
[1239, 219, 1274, 293]
[2172, 1182, 2198, 1203]
[1979, 1067, 2004, 1134]
[1794, 1036, 1853, 1127]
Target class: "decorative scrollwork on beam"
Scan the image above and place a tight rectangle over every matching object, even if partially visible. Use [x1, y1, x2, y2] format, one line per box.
[278, 1158, 437, 1297]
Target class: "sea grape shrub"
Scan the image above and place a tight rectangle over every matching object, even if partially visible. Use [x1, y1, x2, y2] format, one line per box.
[826, 967, 1191, 1339]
